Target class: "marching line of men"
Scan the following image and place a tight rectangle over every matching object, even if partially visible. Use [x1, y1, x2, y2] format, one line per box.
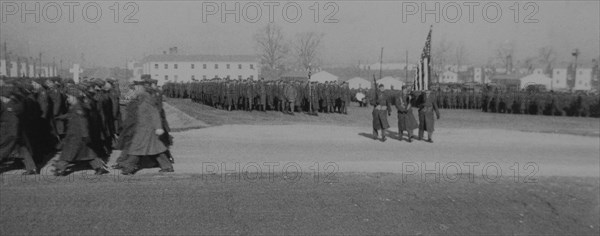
[371, 85, 440, 143]
[0, 76, 173, 176]
[162, 77, 352, 115]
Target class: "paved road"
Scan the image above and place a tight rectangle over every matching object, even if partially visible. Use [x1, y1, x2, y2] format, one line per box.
[125, 124, 599, 178]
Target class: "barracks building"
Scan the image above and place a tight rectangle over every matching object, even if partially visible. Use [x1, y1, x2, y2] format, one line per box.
[136, 51, 259, 85]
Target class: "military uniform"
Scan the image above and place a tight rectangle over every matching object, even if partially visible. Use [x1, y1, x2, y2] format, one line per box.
[417, 91, 440, 142]
[371, 88, 391, 141]
[395, 91, 418, 142]
[53, 87, 108, 176]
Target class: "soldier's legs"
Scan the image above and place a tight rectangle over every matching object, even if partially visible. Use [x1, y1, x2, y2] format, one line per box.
[89, 158, 108, 174]
[155, 152, 174, 172]
[121, 155, 140, 175]
[53, 160, 70, 175]
[113, 149, 129, 169]
[418, 113, 425, 140]
[19, 146, 37, 174]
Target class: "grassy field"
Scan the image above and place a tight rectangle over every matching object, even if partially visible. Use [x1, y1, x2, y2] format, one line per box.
[166, 98, 600, 136]
[1, 173, 598, 235]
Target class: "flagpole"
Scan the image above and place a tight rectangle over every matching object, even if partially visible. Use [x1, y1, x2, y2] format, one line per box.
[379, 47, 384, 80]
[405, 50, 408, 84]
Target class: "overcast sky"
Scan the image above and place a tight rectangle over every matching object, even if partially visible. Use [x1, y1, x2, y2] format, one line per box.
[1, 0, 598, 68]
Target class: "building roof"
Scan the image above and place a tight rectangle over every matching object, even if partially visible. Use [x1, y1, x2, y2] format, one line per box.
[282, 70, 309, 79]
[347, 77, 369, 82]
[491, 74, 520, 80]
[311, 71, 339, 83]
[143, 54, 259, 63]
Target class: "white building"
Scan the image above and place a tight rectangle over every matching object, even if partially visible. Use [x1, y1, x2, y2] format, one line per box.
[520, 73, 552, 90]
[9, 61, 17, 77]
[473, 67, 483, 83]
[377, 76, 403, 90]
[141, 54, 259, 85]
[574, 68, 593, 91]
[128, 60, 144, 81]
[440, 71, 458, 83]
[532, 68, 545, 75]
[28, 64, 34, 77]
[347, 77, 371, 89]
[311, 71, 338, 83]
[552, 68, 568, 90]
[0, 60, 6, 77]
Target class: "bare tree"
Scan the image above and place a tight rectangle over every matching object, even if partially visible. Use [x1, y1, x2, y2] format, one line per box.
[293, 32, 324, 70]
[254, 24, 289, 79]
[537, 46, 555, 75]
[432, 37, 453, 81]
[455, 41, 468, 71]
[495, 41, 516, 73]
[522, 57, 536, 73]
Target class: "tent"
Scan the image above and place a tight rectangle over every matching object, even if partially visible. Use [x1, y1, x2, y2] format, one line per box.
[347, 77, 371, 89]
[311, 71, 339, 83]
[519, 73, 552, 90]
[377, 76, 404, 90]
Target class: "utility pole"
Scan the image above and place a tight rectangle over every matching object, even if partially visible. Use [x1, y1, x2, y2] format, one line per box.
[39, 52, 43, 78]
[571, 48, 580, 91]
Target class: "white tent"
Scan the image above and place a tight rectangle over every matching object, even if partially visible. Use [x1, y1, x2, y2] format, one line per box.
[347, 77, 371, 89]
[311, 71, 339, 83]
[520, 73, 552, 90]
[377, 76, 404, 90]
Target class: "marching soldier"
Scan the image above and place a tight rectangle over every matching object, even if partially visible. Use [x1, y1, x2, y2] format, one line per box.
[0, 83, 38, 175]
[121, 80, 174, 175]
[395, 86, 418, 142]
[52, 85, 109, 176]
[417, 90, 440, 143]
[371, 84, 391, 142]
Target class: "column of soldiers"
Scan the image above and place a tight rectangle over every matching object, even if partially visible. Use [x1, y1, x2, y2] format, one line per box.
[162, 77, 352, 115]
[0, 76, 121, 175]
[432, 90, 599, 117]
[1, 76, 173, 176]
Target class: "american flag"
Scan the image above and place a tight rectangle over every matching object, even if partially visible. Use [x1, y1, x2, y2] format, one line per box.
[414, 26, 432, 91]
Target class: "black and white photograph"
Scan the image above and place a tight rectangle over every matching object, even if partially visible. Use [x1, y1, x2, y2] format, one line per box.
[0, 0, 599, 235]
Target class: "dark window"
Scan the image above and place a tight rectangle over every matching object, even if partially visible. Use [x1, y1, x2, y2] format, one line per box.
[227, 64, 230, 69]
[238, 64, 242, 69]
[215, 64, 219, 69]
[165, 75, 168, 80]
[191, 64, 195, 69]
[203, 64, 207, 69]
[164, 64, 168, 69]
[250, 64, 254, 69]
[174, 64, 178, 69]
[155, 64, 158, 69]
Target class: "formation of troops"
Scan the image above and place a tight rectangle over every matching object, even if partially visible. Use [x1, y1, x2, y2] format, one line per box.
[162, 78, 352, 114]
[356, 89, 600, 118]
[0, 75, 174, 176]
